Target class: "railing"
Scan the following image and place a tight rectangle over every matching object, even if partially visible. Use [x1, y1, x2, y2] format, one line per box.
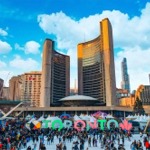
[1, 102, 24, 118]
[0, 109, 5, 115]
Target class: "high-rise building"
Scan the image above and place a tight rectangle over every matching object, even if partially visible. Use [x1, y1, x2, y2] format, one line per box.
[2, 87, 9, 100]
[116, 88, 130, 105]
[70, 79, 78, 95]
[9, 76, 22, 101]
[78, 18, 116, 106]
[21, 71, 41, 107]
[121, 58, 130, 92]
[40, 39, 70, 107]
[0, 78, 4, 99]
[149, 74, 150, 84]
[135, 85, 150, 105]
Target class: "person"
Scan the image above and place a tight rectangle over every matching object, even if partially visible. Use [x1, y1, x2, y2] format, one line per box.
[144, 139, 150, 150]
[41, 144, 46, 150]
[137, 140, 143, 150]
[63, 144, 67, 150]
[117, 136, 120, 145]
[74, 141, 79, 150]
[7, 142, 11, 150]
[88, 137, 91, 147]
[33, 142, 37, 150]
[47, 136, 51, 145]
[0, 142, 3, 149]
[118, 144, 125, 150]
[122, 136, 124, 145]
[23, 139, 27, 148]
[27, 146, 32, 150]
[130, 141, 137, 150]
[140, 131, 143, 138]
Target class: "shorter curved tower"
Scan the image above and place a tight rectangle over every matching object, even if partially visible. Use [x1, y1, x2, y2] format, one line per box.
[78, 18, 116, 106]
[40, 39, 70, 107]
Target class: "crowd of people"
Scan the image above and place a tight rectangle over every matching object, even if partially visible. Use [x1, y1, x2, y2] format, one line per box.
[0, 117, 150, 150]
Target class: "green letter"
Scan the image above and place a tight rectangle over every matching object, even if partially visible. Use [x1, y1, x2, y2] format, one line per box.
[97, 119, 106, 130]
[52, 120, 63, 131]
[42, 120, 50, 128]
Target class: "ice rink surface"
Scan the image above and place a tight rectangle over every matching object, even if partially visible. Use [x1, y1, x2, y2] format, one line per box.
[22, 134, 147, 150]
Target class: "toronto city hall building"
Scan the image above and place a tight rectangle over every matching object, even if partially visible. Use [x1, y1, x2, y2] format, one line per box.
[78, 18, 116, 106]
[40, 39, 70, 107]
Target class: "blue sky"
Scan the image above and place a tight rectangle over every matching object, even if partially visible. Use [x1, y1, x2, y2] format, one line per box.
[0, 0, 150, 91]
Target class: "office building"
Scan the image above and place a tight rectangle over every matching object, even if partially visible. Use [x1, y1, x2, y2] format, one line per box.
[2, 87, 9, 100]
[78, 18, 116, 106]
[116, 88, 130, 105]
[20, 71, 41, 107]
[9, 76, 22, 101]
[119, 95, 135, 107]
[40, 39, 70, 107]
[0, 78, 4, 99]
[135, 85, 150, 105]
[121, 58, 130, 92]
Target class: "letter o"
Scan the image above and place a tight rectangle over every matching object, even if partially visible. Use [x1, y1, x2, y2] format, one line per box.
[107, 119, 119, 130]
[51, 120, 63, 131]
[74, 120, 85, 132]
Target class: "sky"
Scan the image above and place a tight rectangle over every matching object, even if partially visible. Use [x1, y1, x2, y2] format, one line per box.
[0, 0, 150, 91]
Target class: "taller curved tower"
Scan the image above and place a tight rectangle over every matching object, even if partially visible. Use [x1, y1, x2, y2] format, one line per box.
[40, 39, 70, 107]
[78, 18, 116, 106]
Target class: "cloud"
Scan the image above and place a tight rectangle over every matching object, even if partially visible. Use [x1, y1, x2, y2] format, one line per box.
[115, 46, 150, 91]
[15, 43, 24, 51]
[0, 60, 7, 68]
[10, 55, 39, 71]
[38, 2, 150, 90]
[1, 55, 40, 86]
[0, 40, 12, 54]
[15, 41, 40, 54]
[3, 55, 7, 58]
[0, 28, 8, 36]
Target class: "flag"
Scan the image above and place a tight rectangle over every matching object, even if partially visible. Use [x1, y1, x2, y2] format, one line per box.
[29, 76, 35, 80]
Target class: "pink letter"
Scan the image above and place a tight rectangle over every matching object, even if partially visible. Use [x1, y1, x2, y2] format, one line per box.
[88, 120, 97, 129]
[74, 120, 86, 132]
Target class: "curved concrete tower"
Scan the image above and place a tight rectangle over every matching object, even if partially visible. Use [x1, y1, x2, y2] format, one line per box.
[78, 18, 116, 106]
[40, 39, 70, 107]
[40, 39, 52, 107]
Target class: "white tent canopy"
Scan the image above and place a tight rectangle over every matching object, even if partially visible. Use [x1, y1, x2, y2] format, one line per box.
[74, 115, 81, 121]
[25, 114, 31, 120]
[89, 116, 96, 123]
[79, 114, 91, 121]
[38, 116, 45, 121]
[106, 114, 114, 119]
[28, 117, 36, 123]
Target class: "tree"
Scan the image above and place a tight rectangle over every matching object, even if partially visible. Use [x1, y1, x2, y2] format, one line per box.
[133, 97, 145, 115]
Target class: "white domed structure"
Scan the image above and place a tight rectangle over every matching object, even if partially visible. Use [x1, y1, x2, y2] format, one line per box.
[59, 95, 98, 106]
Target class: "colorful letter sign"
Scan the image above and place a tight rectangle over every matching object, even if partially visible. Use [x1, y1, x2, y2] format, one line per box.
[27, 118, 132, 131]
